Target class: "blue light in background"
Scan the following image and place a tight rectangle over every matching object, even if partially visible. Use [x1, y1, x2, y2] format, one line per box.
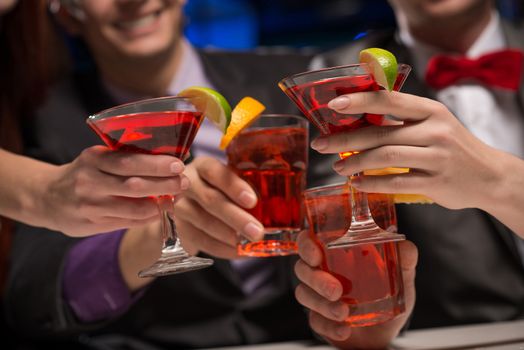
[184, 0, 259, 50]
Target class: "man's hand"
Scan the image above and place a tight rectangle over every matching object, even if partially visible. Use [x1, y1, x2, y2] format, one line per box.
[294, 230, 418, 349]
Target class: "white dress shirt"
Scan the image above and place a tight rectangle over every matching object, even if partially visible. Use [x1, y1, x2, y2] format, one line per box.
[398, 12, 524, 159]
[398, 12, 524, 264]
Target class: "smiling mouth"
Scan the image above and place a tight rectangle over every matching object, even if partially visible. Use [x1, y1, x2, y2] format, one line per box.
[116, 10, 162, 30]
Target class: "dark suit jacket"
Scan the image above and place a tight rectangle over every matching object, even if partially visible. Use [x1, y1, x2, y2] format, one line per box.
[4, 50, 315, 349]
[317, 21, 524, 329]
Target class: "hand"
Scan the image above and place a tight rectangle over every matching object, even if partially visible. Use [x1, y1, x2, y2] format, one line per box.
[40, 145, 189, 236]
[294, 231, 418, 349]
[310, 91, 507, 211]
[173, 156, 265, 259]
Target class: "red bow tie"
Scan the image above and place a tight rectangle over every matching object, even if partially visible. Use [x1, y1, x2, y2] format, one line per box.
[425, 49, 524, 91]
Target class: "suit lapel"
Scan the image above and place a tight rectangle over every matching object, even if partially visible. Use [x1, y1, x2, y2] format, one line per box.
[502, 21, 524, 116]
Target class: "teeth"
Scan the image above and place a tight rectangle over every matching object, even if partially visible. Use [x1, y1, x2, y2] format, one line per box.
[118, 13, 157, 30]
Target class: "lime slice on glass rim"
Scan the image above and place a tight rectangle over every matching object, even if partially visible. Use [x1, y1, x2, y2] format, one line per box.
[178, 86, 232, 133]
[359, 48, 398, 91]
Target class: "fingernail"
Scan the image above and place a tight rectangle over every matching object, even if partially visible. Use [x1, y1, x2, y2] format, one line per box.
[311, 137, 328, 151]
[170, 162, 184, 174]
[323, 282, 337, 299]
[328, 96, 351, 110]
[238, 190, 257, 208]
[180, 177, 190, 190]
[330, 304, 345, 319]
[243, 222, 264, 241]
[335, 325, 350, 339]
[333, 161, 344, 173]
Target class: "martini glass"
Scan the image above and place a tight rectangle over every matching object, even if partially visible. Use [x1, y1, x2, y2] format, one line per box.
[279, 63, 411, 249]
[87, 96, 214, 277]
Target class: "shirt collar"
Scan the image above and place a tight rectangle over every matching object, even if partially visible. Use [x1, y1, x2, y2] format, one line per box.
[397, 11, 506, 80]
[102, 39, 213, 104]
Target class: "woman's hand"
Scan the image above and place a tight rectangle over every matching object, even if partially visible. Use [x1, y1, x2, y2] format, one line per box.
[312, 91, 504, 210]
[294, 230, 418, 349]
[40, 145, 189, 236]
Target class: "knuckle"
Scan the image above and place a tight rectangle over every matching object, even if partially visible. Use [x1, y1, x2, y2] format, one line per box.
[390, 175, 406, 191]
[382, 147, 400, 163]
[199, 188, 224, 207]
[376, 125, 392, 141]
[124, 177, 145, 193]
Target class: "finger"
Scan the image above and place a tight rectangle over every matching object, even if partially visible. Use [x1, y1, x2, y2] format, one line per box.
[175, 198, 238, 247]
[351, 171, 432, 195]
[83, 146, 186, 177]
[308, 311, 352, 341]
[83, 196, 159, 220]
[194, 158, 258, 209]
[398, 240, 418, 273]
[295, 283, 348, 322]
[177, 220, 239, 259]
[111, 174, 190, 198]
[311, 123, 428, 154]
[296, 230, 323, 267]
[328, 90, 445, 122]
[186, 171, 264, 241]
[333, 146, 434, 176]
[294, 259, 342, 302]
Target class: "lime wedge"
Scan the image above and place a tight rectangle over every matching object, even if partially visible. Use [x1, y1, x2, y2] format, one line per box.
[219, 97, 266, 150]
[178, 86, 232, 133]
[359, 48, 398, 91]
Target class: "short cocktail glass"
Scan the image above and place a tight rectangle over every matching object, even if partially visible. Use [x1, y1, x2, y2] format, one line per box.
[303, 183, 405, 327]
[279, 63, 411, 248]
[87, 96, 214, 277]
[226, 114, 309, 257]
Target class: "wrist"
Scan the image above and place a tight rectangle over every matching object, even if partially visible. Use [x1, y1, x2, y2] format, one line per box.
[118, 222, 162, 291]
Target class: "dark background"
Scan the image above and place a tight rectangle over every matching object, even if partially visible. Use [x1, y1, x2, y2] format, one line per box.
[184, 0, 523, 50]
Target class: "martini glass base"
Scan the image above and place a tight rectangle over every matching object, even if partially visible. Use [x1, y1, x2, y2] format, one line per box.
[327, 228, 405, 250]
[138, 250, 214, 278]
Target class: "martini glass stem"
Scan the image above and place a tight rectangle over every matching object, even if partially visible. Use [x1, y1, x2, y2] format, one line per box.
[158, 195, 181, 255]
[348, 174, 381, 233]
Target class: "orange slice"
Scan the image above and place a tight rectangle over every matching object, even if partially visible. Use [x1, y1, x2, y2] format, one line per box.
[219, 97, 266, 149]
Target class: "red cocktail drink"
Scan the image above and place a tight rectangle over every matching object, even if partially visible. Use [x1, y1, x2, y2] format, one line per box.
[91, 111, 202, 157]
[303, 183, 405, 327]
[280, 63, 411, 248]
[226, 114, 308, 257]
[87, 96, 213, 277]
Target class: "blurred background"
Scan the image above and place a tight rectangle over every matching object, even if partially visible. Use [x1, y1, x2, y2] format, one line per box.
[184, 0, 524, 51]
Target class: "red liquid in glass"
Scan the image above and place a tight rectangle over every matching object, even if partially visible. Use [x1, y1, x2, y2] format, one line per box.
[322, 239, 405, 327]
[227, 126, 307, 256]
[286, 73, 407, 135]
[304, 192, 404, 326]
[90, 111, 203, 158]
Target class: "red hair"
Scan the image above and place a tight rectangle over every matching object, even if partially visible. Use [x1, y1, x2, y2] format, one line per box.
[0, 0, 51, 153]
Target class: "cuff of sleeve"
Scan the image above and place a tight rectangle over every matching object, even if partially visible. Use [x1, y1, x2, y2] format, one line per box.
[62, 229, 144, 323]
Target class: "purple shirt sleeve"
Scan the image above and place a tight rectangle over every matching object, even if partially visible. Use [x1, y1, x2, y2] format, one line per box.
[62, 229, 144, 323]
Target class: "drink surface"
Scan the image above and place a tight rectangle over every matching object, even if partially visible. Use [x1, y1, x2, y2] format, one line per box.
[89, 111, 203, 159]
[227, 126, 307, 229]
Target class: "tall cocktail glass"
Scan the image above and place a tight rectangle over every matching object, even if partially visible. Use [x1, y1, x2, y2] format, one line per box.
[87, 96, 213, 277]
[226, 114, 308, 257]
[279, 63, 411, 248]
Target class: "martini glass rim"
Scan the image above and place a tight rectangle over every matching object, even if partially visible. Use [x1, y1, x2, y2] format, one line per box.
[278, 62, 412, 87]
[86, 95, 200, 123]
